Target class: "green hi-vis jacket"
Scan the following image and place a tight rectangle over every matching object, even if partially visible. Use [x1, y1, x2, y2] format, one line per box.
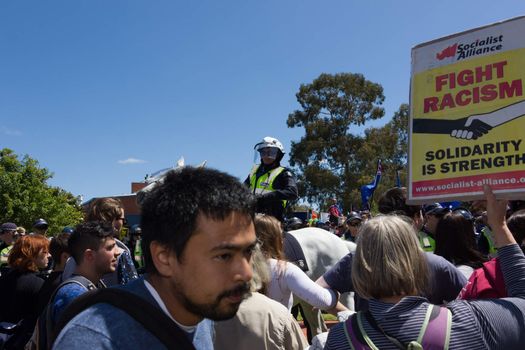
[249, 164, 287, 208]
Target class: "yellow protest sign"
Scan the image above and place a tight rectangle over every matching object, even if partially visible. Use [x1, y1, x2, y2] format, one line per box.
[408, 16, 525, 203]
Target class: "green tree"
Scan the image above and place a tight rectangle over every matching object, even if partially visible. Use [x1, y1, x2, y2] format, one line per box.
[0, 148, 83, 235]
[287, 73, 385, 211]
[354, 104, 409, 208]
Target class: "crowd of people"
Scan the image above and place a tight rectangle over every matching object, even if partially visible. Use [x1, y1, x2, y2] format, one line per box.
[0, 136, 524, 349]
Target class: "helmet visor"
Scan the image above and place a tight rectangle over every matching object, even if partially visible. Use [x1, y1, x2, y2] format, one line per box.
[259, 147, 278, 158]
[253, 147, 279, 164]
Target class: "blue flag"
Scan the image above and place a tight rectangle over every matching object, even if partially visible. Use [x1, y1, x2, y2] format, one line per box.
[361, 160, 382, 210]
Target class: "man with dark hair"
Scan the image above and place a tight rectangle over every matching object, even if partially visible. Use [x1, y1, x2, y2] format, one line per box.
[54, 167, 258, 349]
[49, 222, 119, 324]
[64, 197, 138, 285]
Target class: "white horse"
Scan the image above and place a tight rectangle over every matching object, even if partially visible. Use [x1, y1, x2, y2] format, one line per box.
[287, 227, 356, 338]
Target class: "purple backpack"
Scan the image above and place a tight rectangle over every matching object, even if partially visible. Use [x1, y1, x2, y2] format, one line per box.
[344, 304, 451, 350]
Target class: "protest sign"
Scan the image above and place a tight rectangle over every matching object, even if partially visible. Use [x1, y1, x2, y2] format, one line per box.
[408, 16, 525, 203]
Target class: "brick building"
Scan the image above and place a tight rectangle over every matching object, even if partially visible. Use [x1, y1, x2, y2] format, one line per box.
[82, 181, 148, 228]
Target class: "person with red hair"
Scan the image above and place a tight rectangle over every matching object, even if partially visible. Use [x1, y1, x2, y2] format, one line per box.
[0, 235, 50, 347]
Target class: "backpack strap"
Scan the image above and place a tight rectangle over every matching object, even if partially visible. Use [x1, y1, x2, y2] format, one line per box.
[417, 305, 452, 350]
[45, 275, 97, 349]
[343, 312, 379, 350]
[50, 288, 196, 350]
[345, 305, 451, 350]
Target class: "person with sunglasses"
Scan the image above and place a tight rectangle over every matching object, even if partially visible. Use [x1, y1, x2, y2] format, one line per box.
[245, 136, 298, 222]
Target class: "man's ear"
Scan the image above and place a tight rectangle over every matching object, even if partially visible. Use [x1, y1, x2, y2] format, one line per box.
[84, 249, 95, 263]
[150, 241, 178, 277]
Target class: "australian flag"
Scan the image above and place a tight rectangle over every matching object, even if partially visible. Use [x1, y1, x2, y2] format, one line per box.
[361, 160, 382, 210]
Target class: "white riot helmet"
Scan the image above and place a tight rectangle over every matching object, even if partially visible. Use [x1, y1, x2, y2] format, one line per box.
[254, 136, 285, 153]
[253, 136, 285, 164]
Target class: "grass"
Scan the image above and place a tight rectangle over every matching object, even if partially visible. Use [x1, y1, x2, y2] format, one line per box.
[296, 312, 338, 322]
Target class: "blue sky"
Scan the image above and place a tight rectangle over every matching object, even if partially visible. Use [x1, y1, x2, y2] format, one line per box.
[1, 1, 524, 201]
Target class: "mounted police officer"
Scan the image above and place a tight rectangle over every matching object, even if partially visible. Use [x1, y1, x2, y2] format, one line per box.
[245, 136, 298, 222]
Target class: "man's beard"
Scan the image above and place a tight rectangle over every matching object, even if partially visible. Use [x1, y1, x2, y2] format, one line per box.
[175, 282, 251, 321]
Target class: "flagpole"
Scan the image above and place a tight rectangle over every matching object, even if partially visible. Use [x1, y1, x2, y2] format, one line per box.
[369, 159, 382, 211]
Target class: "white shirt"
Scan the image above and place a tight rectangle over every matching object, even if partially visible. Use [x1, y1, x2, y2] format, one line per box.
[267, 258, 337, 310]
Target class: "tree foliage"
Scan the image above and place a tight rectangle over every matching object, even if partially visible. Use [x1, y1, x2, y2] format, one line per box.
[287, 72, 409, 212]
[0, 148, 83, 235]
[355, 104, 409, 207]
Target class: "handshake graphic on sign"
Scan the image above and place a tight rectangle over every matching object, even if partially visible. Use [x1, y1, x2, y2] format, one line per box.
[413, 100, 525, 140]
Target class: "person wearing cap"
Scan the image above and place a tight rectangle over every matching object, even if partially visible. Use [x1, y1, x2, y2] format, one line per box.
[0, 222, 16, 265]
[33, 218, 49, 236]
[420, 203, 449, 252]
[0, 222, 17, 265]
[343, 212, 362, 242]
[245, 136, 298, 222]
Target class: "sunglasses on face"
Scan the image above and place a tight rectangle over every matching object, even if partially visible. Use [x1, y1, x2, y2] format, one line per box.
[349, 222, 361, 227]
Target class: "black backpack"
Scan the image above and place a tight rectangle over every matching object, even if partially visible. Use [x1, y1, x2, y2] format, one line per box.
[50, 288, 196, 350]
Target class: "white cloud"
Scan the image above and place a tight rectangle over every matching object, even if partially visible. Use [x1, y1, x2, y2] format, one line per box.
[118, 158, 147, 165]
[1, 126, 22, 136]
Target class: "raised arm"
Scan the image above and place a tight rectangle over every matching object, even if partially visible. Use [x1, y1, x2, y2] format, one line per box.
[484, 185, 514, 247]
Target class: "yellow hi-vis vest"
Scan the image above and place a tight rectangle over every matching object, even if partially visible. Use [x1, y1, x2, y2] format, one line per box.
[481, 227, 498, 257]
[249, 165, 287, 208]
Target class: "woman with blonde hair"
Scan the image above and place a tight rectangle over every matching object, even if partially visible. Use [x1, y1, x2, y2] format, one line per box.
[0, 235, 50, 347]
[325, 186, 525, 349]
[254, 214, 338, 311]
